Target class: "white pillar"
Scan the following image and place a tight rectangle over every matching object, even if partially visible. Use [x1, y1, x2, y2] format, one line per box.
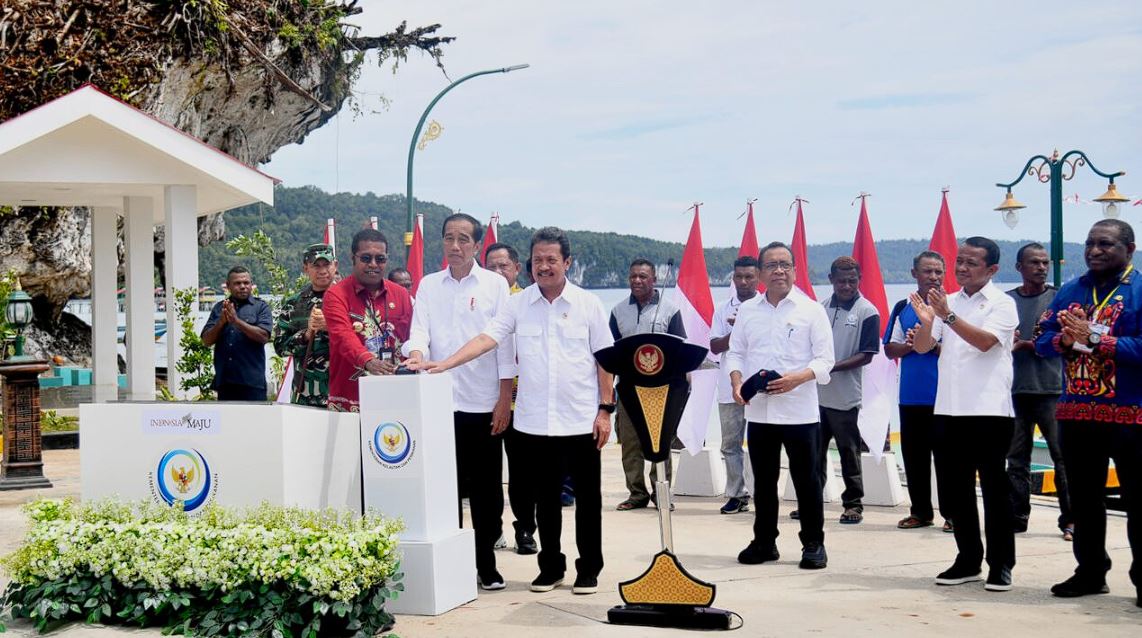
[163, 185, 199, 400]
[90, 207, 120, 402]
[124, 197, 155, 400]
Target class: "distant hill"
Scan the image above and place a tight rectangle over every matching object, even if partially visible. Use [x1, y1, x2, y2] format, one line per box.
[201, 185, 1088, 288]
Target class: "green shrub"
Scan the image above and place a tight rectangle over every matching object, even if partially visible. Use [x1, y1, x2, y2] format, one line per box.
[0, 499, 404, 636]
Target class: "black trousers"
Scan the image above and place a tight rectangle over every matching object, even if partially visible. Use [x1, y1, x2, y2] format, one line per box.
[1060, 419, 1142, 587]
[900, 404, 944, 522]
[749, 421, 824, 547]
[819, 406, 864, 511]
[215, 383, 266, 401]
[516, 431, 603, 578]
[1008, 394, 1071, 529]
[934, 415, 1015, 571]
[504, 418, 537, 535]
[453, 411, 504, 577]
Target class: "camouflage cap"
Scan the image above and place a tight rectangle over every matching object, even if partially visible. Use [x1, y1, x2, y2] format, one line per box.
[303, 243, 335, 263]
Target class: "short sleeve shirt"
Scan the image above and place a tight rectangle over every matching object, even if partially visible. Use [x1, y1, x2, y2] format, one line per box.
[203, 296, 273, 391]
[818, 294, 881, 410]
[932, 281, 1018, 417]
[886, 302, 939, 406]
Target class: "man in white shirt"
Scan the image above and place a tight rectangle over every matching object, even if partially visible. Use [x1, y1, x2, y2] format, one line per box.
[911, 236, 1019, 593]
[709, 255, 761, 515]
[404, 213, 516, 592]
[410, 227, 615, 596]
[726, 242, 835, 570]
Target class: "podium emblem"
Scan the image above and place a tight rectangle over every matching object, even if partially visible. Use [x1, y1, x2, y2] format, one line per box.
[634, 344, 665, 376]
[370, 421, 415, 468]
[152, 448, 214, 512]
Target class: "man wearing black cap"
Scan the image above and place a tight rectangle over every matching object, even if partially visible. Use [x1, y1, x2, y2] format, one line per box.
[274, 243, 337, 407]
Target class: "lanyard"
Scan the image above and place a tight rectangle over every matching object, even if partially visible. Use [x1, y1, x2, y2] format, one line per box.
[1092, 264, 1133, 315]
[360, 288, 391, 340]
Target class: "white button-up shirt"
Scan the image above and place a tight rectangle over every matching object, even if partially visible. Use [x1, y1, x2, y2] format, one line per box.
[482, 281, 614, 436]
[405, 262, 516, 412]
[710, 294, 756, 404]
[724, 291, 835, 424]
[932, 280, 1017, 418]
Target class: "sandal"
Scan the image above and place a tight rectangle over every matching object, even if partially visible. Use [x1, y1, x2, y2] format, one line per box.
[897, 516, 934, 529]
[615, 499, 648, 511]
[1062, 526, 1074, 542]
[839, 508, 863, 525]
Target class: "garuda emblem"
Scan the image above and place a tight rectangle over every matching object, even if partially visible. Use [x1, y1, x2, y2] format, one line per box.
[171, 465, 195, 494]
[634, 344, 665, 376]
[383, 429, 404, 453]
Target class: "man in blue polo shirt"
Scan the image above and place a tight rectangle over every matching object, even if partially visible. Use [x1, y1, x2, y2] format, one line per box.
[201, 266, 274, 401]
[884, 251, 951, 531]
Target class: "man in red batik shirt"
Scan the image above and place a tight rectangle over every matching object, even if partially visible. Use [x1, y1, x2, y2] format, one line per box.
[324, 228, 413, 412]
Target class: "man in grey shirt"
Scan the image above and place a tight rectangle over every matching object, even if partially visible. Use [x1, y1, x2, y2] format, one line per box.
[1006, 242, 1071, 538]
[815, 256, 880, 524]
[610, 258, 686, 511]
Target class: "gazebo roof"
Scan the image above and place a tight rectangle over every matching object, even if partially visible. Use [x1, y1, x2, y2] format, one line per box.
[0, 85, 276, 219]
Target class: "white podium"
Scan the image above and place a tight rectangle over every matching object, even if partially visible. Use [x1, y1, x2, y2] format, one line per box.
[674, 448, 726, 497]
[358, 373, 475, 616]
[80, 403, 361, 512]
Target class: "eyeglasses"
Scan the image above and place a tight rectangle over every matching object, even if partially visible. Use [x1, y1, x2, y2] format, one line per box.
[356, 254, 388, 264]
[761, 261, 794, 272]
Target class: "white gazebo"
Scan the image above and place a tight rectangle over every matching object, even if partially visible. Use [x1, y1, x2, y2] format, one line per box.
[0, 84, 277, 400]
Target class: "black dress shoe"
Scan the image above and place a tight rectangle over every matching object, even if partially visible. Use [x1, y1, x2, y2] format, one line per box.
[515, 530, 538, 555]
[1050, 574, 1109, 597]
[985, 567, 1013, 592]
[935, 562, 982, 586]
[737, 541, 779, 565]
[799, 543, 827, 569]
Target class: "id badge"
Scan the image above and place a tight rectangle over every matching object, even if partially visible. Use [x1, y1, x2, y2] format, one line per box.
[365, 335, 386, 355]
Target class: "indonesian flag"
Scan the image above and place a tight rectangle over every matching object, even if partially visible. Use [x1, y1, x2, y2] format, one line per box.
[409, 214, 425, 296]
[739, 201, 760, 258]
[275, 356, 295, 404]
[481, 214, 499, 264]
[928, 191, 960, 293]
[791, 200, 816, 300]
[740, 201, 764, 294]
[671, 205, 718, 455]
[324, 218, 336, 255]
[852, 196, 894, 461]
[1133, 198, 1142, 207]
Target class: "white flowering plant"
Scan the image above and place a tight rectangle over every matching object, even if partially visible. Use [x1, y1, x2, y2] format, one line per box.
[0, 499, 404, 636]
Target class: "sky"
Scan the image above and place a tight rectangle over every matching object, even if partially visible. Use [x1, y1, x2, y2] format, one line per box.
[265, 0, 1142, 249]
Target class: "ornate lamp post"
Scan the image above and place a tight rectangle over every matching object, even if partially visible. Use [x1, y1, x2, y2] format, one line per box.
[404, 64, 529, 252]
[0, 278, 52, 490]
[996, 149, 1129, 288]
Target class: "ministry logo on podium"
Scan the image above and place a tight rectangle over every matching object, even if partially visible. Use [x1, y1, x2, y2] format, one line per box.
[369, 421, 415, 469]
[149, 448, 218, 512]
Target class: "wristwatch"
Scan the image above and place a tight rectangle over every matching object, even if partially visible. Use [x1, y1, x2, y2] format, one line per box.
[1087, 332, 1102, 346]
[598, 402, 617, 414]
[944, 312, 958, 326]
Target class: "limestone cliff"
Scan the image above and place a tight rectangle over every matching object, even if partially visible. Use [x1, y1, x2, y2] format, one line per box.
[0, 0, 452, 363]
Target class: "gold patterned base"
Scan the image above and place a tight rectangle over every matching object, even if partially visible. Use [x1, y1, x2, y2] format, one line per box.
[619, 550, 716, 607]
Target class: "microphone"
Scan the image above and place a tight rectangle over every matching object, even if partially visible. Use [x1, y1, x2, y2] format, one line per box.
[650, 258, 675, 334]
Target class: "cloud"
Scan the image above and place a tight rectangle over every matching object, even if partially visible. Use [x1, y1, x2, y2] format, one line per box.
[837, 93, 976, 110]
[264, 1, 1142, 248]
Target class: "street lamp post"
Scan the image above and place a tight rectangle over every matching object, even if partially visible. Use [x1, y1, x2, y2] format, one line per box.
[995, 149, 1129, 288]
[404, 64, 529, 252]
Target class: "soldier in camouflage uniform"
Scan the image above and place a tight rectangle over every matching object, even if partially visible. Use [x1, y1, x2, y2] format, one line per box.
[274, 243, 337, 408]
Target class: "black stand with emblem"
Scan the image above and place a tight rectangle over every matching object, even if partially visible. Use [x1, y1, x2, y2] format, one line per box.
[594, 333, 736, 630]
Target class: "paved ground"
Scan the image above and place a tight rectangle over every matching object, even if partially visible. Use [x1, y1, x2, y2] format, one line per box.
[1, 448, 1138, 637]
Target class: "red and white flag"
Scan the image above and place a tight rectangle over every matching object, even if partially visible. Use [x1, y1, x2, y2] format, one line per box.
[675, 205, 715, 349]
[851, 195, 894, 461]
[481, 213, 499, 264]
[791, 198, 816, 300]
[928, 190, 959, 293]
[369, 216, 378, 230]
[408, 214, 425, 296]
[324, 218, 336, 255]
[671, 204, 718, 455]
[1133, 198, 1142, 207]
[739, 201, 760, 259]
